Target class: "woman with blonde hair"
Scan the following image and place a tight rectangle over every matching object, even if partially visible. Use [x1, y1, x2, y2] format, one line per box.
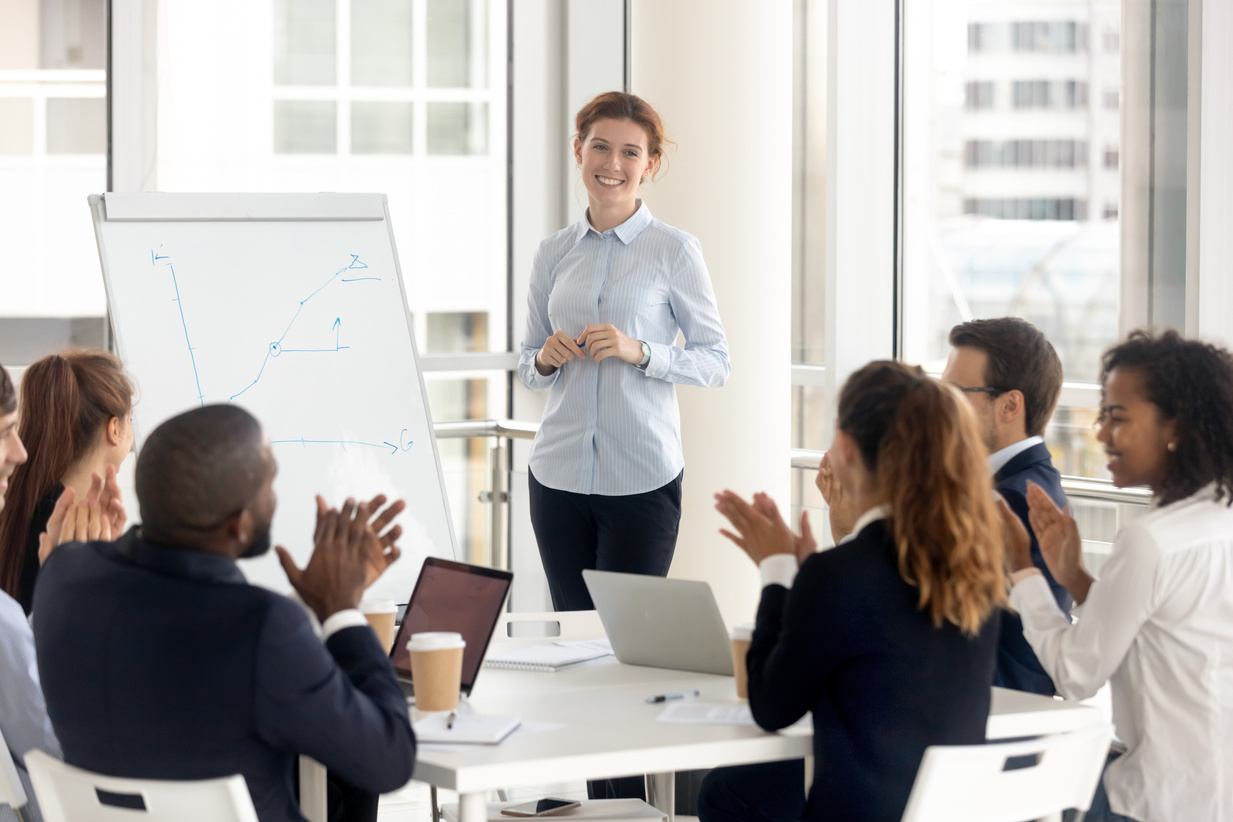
[706, 361, 1006, 822]
[0, 349, 132, 613]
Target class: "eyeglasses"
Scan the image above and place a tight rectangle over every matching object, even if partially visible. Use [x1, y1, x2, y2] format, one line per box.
[957, 386, 1009, 397]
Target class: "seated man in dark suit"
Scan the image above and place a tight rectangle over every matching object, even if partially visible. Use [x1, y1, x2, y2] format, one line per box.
[941, 316, 1071, 696]
[33, 405, 416, 822]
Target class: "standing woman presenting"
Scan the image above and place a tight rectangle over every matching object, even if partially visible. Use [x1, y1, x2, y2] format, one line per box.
[519, 91, 730, 611]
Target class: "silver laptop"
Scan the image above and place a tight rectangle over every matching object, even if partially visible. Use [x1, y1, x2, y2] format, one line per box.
[582, 570, 734, 676]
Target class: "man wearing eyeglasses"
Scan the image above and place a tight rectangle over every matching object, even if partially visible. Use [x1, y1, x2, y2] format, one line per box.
[941, 317, 1071, 697]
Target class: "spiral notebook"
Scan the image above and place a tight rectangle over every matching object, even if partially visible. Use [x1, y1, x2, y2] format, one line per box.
[484, 640, 612, 673]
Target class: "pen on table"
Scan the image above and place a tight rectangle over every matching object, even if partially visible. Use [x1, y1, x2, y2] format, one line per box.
[645, 690, 700, 704]
[446, 711, 456, 729]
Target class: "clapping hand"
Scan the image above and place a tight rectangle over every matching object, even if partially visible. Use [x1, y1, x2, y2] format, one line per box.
[1025, 481, 1094, 604]
[818, 451, 856, 545]
[715, 490, 816, 567]
[38, 467, 127, 564]
[276, 497, 374, 622]
[316, 493, 406, 588]
[994, 493, 1033, 573]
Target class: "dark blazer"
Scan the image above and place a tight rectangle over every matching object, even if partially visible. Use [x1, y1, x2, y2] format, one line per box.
[993, 441, 1072, 696]
[747, 518, 998, 822]
[32, 527, 416, 822]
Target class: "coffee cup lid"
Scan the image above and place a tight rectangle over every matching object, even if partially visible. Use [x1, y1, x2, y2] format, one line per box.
[730, 623, 754, 641]
[360, 598, 398, 614]
[407, 631, 466, 652]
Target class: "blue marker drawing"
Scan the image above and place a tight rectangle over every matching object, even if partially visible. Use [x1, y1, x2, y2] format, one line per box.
[341, 277, 381, 283]
[228, 256, 367, 402]
[153, 247, 204, 406]
[271, 429, 413, 455]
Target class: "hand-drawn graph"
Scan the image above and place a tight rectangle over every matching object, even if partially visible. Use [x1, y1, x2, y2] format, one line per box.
[228, 253, 371, 402]
[151, 247, 406, 454]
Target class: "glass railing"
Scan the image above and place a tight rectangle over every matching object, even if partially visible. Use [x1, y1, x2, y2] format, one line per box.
[436, 424, 1152, 588]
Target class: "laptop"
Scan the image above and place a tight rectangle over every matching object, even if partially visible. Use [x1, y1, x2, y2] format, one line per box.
[389, 557, 513, 699]
[582, 569, 734, 676]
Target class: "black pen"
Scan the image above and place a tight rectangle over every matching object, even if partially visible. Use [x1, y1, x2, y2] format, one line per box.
[446, 710, 457, 729]
[645, 689, 700, 704]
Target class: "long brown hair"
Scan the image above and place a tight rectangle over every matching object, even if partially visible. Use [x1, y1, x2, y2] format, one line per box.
[0, 349, 132, 597]
[837, 361, 1006, 636]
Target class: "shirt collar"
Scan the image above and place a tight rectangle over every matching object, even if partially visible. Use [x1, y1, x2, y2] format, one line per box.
[582, 200, 653, 245]
[988, 436, 1044, 476]
[111, 526, 248, 586]
[838, 503, 893, 545]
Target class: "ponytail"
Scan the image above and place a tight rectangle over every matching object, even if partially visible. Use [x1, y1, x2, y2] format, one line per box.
[838, 362, 1006, 636]
[0, 350, 132, 597]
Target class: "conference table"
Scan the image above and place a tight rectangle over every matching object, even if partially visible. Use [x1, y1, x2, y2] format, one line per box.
[409, 645, 1103, 822]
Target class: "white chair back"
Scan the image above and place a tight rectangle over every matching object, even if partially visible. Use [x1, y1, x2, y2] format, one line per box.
[0, 725, 30, 820]
[23, 751, 258, 822]
[495, 610, 605, 641]
[900, 723, 1113, 822]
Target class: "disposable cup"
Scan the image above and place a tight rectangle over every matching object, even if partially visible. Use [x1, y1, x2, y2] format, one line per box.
[361, 599, 398, 652]
[730, 623, 754, 700]
[407, 632, 466, 712]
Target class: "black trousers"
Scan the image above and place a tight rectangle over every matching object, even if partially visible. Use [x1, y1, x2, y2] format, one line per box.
[697, 760, 806, 822]
[529, 468, 683, 801]
[528, 469, 683, 612]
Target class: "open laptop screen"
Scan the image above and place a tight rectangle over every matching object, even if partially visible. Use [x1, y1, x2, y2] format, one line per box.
[390, 557, 512, 695]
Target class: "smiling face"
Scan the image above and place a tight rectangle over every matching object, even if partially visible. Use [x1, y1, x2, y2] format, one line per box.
[573, 117, 657, 222]
[1096, 366, 1177, 491]
[0, 409, 28, 513]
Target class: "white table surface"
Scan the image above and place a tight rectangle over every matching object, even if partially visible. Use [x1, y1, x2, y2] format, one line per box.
[409, 647, 1103, 821]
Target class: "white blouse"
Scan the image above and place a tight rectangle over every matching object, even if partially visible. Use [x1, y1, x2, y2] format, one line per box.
[1011, 484, 1233, 822]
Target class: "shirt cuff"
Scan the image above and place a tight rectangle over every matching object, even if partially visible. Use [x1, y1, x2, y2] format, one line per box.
[759, 554, 799, 590]
[286, 590, 324, 639]
[321, 609, 368, 640]
[1010, 567, 1043, 586]
[641, 341, 667, 380]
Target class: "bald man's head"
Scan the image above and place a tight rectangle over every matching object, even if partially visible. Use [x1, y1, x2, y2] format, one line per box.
[136, 405, 272, 545]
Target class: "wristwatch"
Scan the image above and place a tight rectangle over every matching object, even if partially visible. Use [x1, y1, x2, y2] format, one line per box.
[635, 340, 651, 370]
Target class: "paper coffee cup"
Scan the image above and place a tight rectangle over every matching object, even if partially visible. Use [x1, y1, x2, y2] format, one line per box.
[407, 632, 466, 712]
[361, 599, 397, 652]
[730, 623, 754, 700]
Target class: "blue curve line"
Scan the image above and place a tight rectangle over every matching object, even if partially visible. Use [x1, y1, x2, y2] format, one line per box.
[228, 256, 364, 402]
[163, 259, 205, 406]
[341, 277, 380, 282]
[271, 438, 399, 455]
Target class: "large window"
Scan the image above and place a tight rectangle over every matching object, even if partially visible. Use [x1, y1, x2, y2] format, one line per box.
[901, 0, 1122, 481]
[0, 0, 109, 359]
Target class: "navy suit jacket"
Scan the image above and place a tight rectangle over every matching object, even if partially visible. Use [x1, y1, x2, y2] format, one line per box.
[747, 519, 998, 822]
[993, 441, 1072, 696]
[32, 528, 416, 822]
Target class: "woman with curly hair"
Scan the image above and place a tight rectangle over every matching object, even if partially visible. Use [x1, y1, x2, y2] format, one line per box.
[710, 361, 1006, 822]
[1007, 329, 1233, 822]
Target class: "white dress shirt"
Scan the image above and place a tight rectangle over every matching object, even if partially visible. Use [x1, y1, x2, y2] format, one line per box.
[0, 591, 60, 822]
[987, 435, 1044, 476]
[518, 202, 730, 495]
[1010, 484, 1233, 822]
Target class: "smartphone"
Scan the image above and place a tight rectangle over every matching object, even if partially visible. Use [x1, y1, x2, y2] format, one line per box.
[499, 798, 582, 817]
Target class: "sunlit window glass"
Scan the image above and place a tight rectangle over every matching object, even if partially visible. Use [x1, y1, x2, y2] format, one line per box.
[274, 100, 337, 153]
[902, 0, 1121, 480]
[351, 0, 413, 87]
[427, 0, 487, 88]
[351, 101, 414, 154]
[274, 0, 337, 86]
